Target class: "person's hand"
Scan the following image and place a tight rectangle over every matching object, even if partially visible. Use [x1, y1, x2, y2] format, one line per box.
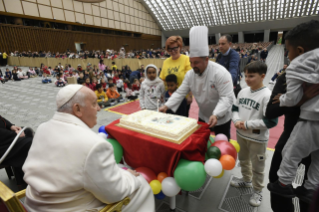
[186, 95, 193, 105]
[208, 115, 218, 128]
[239, 121, 247, 130]
[10, 125, 21, 132]
[159, 105, 168, 113]
[302, 83, 319, 101]
[235, 122, 242, 129]
[127, 169, 140, 177]
[272, 93, 282, 104]
[16, 129, 25, 137]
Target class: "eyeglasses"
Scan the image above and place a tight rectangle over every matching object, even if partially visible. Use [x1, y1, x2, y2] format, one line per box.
[167, 46, 179, 52]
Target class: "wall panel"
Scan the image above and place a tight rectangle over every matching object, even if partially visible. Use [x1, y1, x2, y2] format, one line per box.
[0, 24, 161, 53]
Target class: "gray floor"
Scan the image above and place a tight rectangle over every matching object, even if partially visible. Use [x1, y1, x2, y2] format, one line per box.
[0, 54, 298, 212]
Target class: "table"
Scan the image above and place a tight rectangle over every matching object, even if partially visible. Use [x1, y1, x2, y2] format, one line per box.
[106, 120, 210, 211]
[106, 120, 210, 176]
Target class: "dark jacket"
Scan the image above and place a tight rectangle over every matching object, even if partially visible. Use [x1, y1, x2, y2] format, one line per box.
[260, 50, 268, 59]
[216, 48, 241, 85]
[165, 91, 188, 117]
[0, 116, 16, 156]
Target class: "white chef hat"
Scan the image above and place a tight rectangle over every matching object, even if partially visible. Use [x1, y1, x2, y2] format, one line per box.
[189, 26, 209, 58]
[56, 85, 83, 108]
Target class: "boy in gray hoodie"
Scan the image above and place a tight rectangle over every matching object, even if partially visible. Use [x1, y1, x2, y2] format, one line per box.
[267, 20, 319, 204]
[139, 64, 165, 110]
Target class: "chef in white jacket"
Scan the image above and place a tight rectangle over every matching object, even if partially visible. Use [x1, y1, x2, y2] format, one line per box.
[22, 85, 155, 212]
[160, 26, 235, 140]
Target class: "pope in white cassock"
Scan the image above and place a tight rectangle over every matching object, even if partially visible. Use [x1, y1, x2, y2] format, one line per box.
[22, 85, 155, 212]
[160, 26, 235, 140]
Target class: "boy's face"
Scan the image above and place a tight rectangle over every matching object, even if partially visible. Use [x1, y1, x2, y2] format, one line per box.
[86, 78, 90, 84]
[147, 68, 156, 81]
[167, 82, 178, 93]
[108, 80, 113, 84]
[98, 88, 103, 93]
[244, 71, 265, 88]
[111, 87, 116, 91]
[285, 40, 305, 62]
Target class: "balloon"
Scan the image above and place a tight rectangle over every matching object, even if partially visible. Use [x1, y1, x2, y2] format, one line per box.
[215, 134, 228, 142]
[98, 125, 107, 134]
[150, 180, 162, 194]
[230, 140, 240, 153]
[157, 172, 168, 183]
[155, 191, 166, 200]
[204, 159, 223, 177]
[97, 132, 107, 139]
[174, 159, 206, 191]
[219, 155, 236, 170]
[161, 177, 181, 197]
[211, 140, 237, 161]
[207, 146, 221, 160]
[106, 138, 123, 163]
[135, 167, 157, 183]
[207, 136, 215, 148]
[213, 169, 224, 178]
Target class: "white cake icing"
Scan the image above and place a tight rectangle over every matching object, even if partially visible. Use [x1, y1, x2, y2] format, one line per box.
[120, 110, 198, 141]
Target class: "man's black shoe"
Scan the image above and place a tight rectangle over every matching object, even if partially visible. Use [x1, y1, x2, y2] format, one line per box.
[267, 180, 295, 198]
[295, 186, 315, 204]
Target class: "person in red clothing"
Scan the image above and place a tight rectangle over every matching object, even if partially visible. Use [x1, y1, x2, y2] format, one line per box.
[43, 66, 51, 75]
[101, 78, 107, 92]
[113, 73, 119, 84]
[132, 78, 140, 91]
[85, 77, 94, 91]
[92, 77, 97, 91]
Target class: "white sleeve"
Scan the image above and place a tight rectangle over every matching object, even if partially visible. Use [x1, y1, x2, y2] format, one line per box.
[213, 71, 235, 118]
[139, 85, 145, 109]
[83, 141, 141, 204]
[232, 93, 241, 124]
[165, 72, 191, 112]
[279, 78, 303, 107]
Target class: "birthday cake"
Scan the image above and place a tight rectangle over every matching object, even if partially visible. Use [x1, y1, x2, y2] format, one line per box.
[119, 110, 198, 142]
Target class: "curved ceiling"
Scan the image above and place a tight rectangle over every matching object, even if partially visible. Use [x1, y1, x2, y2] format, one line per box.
[142, 0, 319, 31]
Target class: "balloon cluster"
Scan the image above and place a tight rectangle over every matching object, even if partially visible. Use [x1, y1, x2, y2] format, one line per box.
[135, 167, 181, 199]
[204, 134, 240, 178]
[98, 125, 108, 139]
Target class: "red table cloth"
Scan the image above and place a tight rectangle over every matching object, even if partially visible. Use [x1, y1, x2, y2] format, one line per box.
[105, 120, 210, 176]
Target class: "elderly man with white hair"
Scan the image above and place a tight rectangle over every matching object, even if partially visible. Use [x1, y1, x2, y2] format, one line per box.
[22, 85, 155, 212]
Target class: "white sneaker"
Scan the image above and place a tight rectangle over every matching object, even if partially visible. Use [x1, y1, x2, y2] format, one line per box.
[230, 178, 252, 188]
[249, 190, 262, 207]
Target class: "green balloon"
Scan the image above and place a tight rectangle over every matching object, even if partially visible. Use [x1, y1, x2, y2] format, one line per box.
[106, 138, 123, 163]
[174, 159, 206, 191]
[207, 136, 215, 149]
[207, 146, 221, 160]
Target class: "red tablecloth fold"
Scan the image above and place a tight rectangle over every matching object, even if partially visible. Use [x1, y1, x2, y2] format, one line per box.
[105, 120, 210, 176]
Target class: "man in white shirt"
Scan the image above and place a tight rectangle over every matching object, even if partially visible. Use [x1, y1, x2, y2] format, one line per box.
[159, 26, 235, 140]
[23, 85, 155, 212]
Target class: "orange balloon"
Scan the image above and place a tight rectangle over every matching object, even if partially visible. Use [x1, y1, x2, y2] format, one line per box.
[219, 155, 236, 170]
[157, 172, 168, 183]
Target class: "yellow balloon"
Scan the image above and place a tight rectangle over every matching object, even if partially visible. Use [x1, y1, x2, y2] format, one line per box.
[150, 180, 162, 194]
[230, 140, 240, 153]
[213, 169, 224, 178]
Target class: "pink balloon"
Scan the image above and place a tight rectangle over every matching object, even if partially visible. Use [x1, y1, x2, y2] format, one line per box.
[215, 134, 228, 142]
[122, 167, 128, 170]
[135, 167, 157, 183]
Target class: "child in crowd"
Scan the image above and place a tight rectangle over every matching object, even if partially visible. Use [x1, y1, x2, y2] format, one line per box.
[58, 63, 63, 70]
[117, 76, 124, 93]
[77, 73, 85, 84]
[267, 20, 319, 204]
[113, 73, 119, 84]
[38, 68, 43, 77]
[132, 78, 140, 91]
[124, 79, 129, 90]
[28, 67, 37, 78]
[139, 64, 165, 110]
[125, 82, 138, 101]
[111, 61, 117, 70]
[34, 67, 39, 76]
[107, 78, 113, 87]
[5, 68, 11, 81]
[96, 75, 102, 84]
[140, 77, 145, 84]
[231, 62, 278, 207]
[101, 78, 107, 91]
[43, 66, 51, 76]
[12, 69, 21, 81]
[95, 84, 110, 108]
[106, 83, 122, 102]
[77, 64, 83, 74]
[165, 74, 188, 117]
[85, 77, 94, 91]
[42, 72, 52, 83]
[55, 74, 66, 87]
[18, 68, 28, 79]
[92, 77, 98, 91]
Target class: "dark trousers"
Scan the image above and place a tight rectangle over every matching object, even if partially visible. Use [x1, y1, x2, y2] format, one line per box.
[199, 118, 231, 141]
[127, 96, 138, 101]
[269, 130, 311, 212]
[186, 103, 191, 117]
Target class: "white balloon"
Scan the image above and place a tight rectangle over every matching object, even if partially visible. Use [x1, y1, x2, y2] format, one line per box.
[97, 133, 107, 139]
[161, 177, 181, 197]
[204, 159, 223, 177]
